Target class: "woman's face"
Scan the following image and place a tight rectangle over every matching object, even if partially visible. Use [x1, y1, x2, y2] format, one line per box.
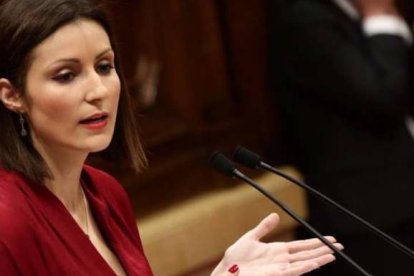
[22, 19, 120, 155]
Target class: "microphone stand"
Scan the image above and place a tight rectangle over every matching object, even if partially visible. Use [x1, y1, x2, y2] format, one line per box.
[209, 152, 372, 276]
[232, 146, 414, 260]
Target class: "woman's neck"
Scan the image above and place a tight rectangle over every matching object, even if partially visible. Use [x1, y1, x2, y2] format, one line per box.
[44, 165, 85, 211]
[34, 139, 88, 211]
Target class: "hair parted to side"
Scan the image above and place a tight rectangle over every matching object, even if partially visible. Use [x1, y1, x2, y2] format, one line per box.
[0, 0, 147, 183]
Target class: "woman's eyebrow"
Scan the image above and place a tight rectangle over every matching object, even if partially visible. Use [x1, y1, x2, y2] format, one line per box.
[95, 48, 114, 60]
[46, 48, 114, 69]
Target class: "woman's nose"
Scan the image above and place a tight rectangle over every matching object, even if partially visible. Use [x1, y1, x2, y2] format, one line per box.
[84, 71, 108, 103]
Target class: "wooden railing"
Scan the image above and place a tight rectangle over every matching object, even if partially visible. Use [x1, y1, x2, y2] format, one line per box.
[138, 167, 307, 276]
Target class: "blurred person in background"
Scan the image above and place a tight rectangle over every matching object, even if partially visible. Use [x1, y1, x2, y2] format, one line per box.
[269, 0, 414, 274]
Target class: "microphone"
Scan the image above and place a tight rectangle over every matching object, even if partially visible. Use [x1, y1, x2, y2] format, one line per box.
[208, 152, 372, 276]
[232, 146, 414, 260]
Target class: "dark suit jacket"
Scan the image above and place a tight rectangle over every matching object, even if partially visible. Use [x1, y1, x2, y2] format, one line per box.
[270, 0, 414, 234]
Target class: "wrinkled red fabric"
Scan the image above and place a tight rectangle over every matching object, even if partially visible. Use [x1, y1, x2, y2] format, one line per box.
[0, 165, 153, 276]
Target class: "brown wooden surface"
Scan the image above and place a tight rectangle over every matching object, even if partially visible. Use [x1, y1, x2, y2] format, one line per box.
[139, 168, 307, 276]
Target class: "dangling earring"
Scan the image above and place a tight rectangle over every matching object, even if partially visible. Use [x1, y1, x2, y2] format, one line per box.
[19, 113, 28, 137]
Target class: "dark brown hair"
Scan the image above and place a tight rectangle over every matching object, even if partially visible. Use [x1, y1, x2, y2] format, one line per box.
[0, 0, 147, 183]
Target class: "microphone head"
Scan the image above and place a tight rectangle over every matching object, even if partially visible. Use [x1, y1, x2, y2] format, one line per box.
[232, 146, 262, 169]
[208, 152, 237, 177]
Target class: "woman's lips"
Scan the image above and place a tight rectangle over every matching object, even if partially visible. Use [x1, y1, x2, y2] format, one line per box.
[80, 113, 109, 130]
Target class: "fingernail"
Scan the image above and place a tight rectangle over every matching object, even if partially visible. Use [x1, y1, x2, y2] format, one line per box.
[228, 264, 239, 274]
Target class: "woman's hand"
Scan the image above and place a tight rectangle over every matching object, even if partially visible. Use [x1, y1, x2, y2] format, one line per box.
[211, 213, 343, 276]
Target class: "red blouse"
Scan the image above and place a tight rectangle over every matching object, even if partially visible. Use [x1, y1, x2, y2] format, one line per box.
[0, 165, 153, 275]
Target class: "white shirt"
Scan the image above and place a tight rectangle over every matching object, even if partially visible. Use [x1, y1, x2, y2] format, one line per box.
[332, 0, 412, 42]
[332, 0, 414, 138]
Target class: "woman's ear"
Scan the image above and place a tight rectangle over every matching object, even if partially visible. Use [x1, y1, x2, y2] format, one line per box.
[0, 78, 26, 113]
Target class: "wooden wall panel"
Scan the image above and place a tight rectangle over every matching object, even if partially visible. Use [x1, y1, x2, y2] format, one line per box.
[218, 0, 276, 154]
[153, 0, 234, 126]
[99, 0, 280, 217]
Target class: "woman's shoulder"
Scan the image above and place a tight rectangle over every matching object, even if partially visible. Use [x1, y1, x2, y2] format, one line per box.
[0, 201, 29, 243]
[0, 169, 50, 273]
[0, 170, 32, 243]
[0, 167, 29, 210]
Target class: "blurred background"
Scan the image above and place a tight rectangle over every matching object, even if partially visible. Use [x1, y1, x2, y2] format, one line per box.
[91, 0, 414, 275]
[100, 0, 283, 215]
[94, 1, 292, 275]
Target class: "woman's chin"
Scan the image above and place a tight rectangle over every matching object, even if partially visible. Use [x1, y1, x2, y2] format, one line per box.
[85, 138, 113, 153]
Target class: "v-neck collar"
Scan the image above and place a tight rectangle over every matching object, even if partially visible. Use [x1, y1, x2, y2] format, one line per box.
[16, 168, 122, 275]
[81, 170, 130, 274]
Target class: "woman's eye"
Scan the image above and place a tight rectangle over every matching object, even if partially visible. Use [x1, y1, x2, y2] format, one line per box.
[96, 63, 114, 75]
[52, 71, 75, 83]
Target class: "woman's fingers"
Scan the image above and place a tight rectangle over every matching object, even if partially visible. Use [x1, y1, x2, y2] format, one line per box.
[280, 262, 320, 276]
[307, 253, 337, 267]
[289, 242, 344, 262]
[217, 253, 337, 276]
[287, 236, 337, 253]
[246, 213, 280, 240]
[284, 254, 336, 275]
[212, 214, 341, 276]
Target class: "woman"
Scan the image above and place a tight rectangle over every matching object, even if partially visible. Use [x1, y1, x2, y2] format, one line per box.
[0, 0, 341, 275]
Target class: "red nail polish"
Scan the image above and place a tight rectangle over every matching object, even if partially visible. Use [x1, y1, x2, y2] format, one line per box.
[228, 264, 239, 274]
